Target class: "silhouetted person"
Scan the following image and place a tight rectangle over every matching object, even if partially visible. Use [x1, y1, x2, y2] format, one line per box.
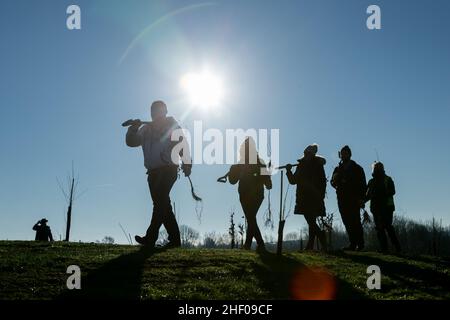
[126, 100, 191, 249]
[228, 137, 272, 252]
[365, 162, 401, 253]
[331, 145, 366, 251]
[33, 218, 54, 242]
[286, 144, 327, 251]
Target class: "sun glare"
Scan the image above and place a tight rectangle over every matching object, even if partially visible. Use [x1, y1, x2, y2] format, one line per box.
[180, 71, 224, 110]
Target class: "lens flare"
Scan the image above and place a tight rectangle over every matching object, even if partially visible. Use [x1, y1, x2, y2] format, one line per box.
[290, 266, 336, 300]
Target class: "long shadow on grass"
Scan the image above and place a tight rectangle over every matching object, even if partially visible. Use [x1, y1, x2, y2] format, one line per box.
[331, 251, 450, 296]
[58, 247, 160, 299]
[253, 251, 367, 299]
[402, 255, 450, 268]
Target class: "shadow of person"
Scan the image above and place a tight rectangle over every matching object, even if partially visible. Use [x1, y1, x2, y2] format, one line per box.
[401, 254, 450, 268]
[330, 251, 450, 296]
[253, 251, 367, 300]
[58, 247, 163, 300]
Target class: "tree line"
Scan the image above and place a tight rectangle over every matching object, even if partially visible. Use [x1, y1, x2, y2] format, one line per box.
[155, 215, 450, 256]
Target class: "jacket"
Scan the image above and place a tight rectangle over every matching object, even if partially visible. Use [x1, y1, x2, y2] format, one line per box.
[228, 160, 272, 200]
[287, 156, 327, 216]
[366, 173, 396, 213]
[33, 224, 54, 241]
[331, 160, 367, 201]
[126, 117, 191, 170]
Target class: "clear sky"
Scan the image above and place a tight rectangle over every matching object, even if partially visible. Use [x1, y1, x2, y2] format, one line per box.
[1, 0, 449, 243]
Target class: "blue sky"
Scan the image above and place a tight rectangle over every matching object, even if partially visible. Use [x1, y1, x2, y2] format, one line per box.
[1, 0, 449, 243]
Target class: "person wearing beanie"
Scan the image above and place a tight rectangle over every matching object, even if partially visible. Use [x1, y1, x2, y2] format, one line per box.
[286, 143, 328, 251]
[331, 145, 367, 251]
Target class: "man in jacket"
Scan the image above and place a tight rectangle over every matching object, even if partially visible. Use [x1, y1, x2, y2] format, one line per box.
[126, 100, 191, 249]
[331, 145, 366, 251]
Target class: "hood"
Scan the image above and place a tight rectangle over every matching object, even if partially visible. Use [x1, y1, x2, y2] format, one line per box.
[372, 171, 386, 179]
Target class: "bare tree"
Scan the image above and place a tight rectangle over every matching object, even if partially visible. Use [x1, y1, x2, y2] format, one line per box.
[277, 175, 291, 255]
[102, 236, 115, 244]
[318, 213, 334, 251]
[203, 232, 217, 248]
[432, 217, 443, 256]
[284, 232, 299, 241]
[57, 162, 84, 242]
[216, 233, 231, 248]
[229, 210, 236, 249]
[180, 225, 199, 247]
[158, 229, 169, 246]
[264, 190, 274, 230]
[238, 222, 245, 249]
[299, 229, 304, 251]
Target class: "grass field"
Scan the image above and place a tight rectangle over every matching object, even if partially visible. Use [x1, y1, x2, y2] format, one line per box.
[0, 241, 449, 300]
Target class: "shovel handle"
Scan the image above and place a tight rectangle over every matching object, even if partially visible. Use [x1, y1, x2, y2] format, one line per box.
[121, 119, 151, 127]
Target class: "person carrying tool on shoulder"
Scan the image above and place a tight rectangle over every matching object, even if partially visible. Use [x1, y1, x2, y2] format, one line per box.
[125, 100, 191, 249]
[286, 144, 328, 251]
[226, 137, 272, 252]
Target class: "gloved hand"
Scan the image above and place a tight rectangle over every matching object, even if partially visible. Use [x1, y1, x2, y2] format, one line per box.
[285, 164, 292, 171]
[130, 119, 142, 130]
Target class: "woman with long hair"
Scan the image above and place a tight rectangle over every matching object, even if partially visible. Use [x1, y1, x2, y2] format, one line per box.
[227, 137, 272, 252]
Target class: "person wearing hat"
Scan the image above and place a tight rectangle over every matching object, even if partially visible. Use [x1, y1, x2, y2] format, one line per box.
[331, 145, 367, 251]
[33, 218, 54, 242]
[126, 100, 192, 249]
[365, 162, 401, 253]
[286, 144, 327, 251]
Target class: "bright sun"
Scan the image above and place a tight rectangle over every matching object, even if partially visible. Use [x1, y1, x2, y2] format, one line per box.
[180, 71, 224, 110]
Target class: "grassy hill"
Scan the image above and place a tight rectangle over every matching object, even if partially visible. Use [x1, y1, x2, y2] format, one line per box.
[1, 241, 449, 300]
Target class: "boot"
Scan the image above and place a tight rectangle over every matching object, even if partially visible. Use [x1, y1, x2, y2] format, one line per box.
[135, 235, 148, 246]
